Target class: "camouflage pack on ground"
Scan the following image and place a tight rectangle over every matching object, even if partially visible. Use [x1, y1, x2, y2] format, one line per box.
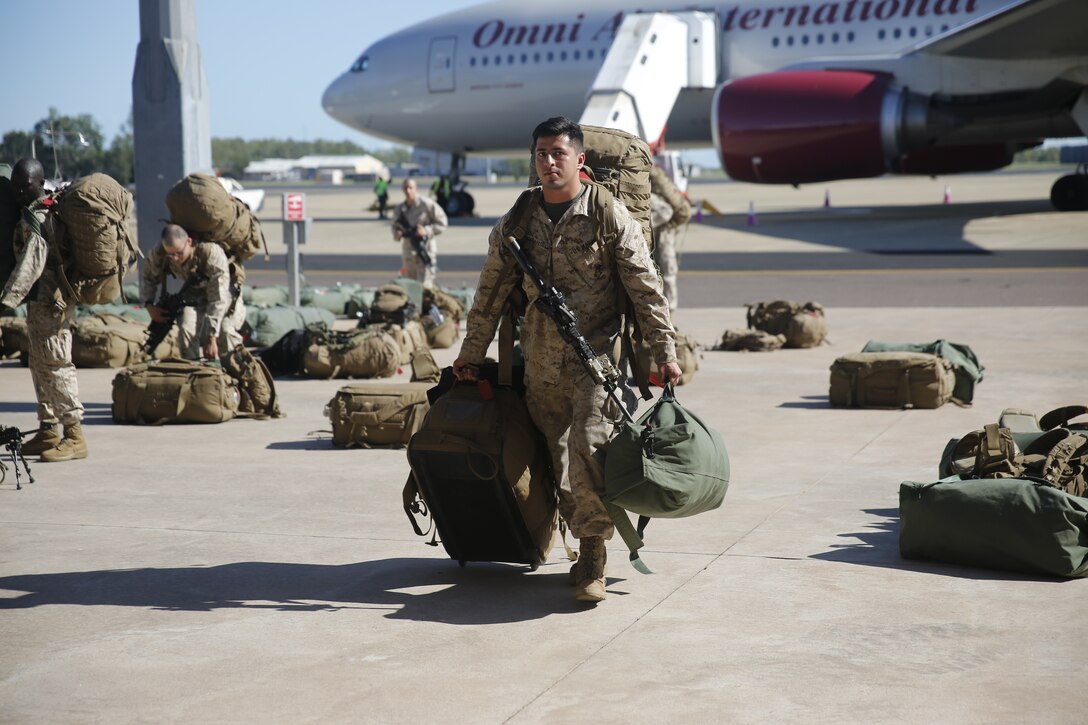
[746, 300, 828, 348]
[301, 324, 400, 379]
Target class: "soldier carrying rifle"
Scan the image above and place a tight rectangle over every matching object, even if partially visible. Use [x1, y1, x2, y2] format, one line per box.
[391, 178, 447, 290]
[140, 223, 245, 360]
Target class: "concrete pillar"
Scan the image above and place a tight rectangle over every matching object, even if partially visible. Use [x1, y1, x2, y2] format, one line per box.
[132, 0, 212, 256]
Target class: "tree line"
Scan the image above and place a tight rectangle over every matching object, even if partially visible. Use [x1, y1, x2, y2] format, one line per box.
[0, 108, 412, 184]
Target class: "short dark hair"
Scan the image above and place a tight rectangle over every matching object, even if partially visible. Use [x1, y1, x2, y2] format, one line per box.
[531, 117, 584, 153]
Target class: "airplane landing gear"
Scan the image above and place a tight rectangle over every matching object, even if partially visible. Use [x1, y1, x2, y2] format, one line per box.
[439, 153, 475, 218]
[1050, 163, 1088, 211]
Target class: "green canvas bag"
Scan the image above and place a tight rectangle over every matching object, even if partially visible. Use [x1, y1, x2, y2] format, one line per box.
[899, 476, 1088, 578]
[603, 383, 730, 572]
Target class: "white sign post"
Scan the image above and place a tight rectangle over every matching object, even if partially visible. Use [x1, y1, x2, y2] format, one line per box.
[282, 193, 309, 307]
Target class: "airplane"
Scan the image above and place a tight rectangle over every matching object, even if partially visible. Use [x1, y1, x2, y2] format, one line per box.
[322, 0, 1088, 212]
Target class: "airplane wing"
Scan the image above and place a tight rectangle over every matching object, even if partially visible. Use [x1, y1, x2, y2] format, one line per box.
[911, 0, 1088, 61]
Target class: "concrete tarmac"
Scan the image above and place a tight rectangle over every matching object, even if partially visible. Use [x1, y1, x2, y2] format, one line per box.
[1, 170, 1086, 723]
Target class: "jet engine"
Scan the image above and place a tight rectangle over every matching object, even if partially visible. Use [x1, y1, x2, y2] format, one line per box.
[712, 70, 1021, 185]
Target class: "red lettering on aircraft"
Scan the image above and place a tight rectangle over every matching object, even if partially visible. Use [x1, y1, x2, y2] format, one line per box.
[470, 1, 981, 50]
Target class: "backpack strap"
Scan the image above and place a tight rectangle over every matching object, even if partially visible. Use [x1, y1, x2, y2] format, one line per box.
[480, 188, 541, 317]
[1039, 405, 1088, 432]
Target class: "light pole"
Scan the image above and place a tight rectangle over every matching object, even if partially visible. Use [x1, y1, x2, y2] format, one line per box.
[29, 124, 89, 184]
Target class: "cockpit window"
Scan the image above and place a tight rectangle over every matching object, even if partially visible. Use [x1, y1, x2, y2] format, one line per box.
[350, 55, 369, 73]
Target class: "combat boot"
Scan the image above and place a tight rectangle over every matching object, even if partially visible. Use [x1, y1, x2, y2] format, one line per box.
[39, 423, 88, 463]
[573, 536, 607, 604]
[21, 424, 61, 456]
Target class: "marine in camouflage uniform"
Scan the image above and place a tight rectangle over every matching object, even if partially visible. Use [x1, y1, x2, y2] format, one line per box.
[0, 158, 86, 462]
[454, 117, 682, 604]
[648, 166, 691, 311]
[140, 224, 246, 360]
[391, 178, 447, 289]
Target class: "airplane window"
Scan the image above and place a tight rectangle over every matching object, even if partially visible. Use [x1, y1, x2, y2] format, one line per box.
[787, 36, 794, 47]
[816, 34, 824, 44]
[547, 51, 554, 62]
[482, 56, 489, 66]
[847, 31, 855, 41]
[941, 24, 949, 32]
[350, 55, 369, 73]
[802, 35, 809, 45]
[574, 50, 581, 60]
[909, 27, 917, 37]
[560, 51, 567, 61]
[832, 32, 840, 43]
[772, 37, 779, 47]
[508, 54, 514, 64]
[925, 25, 933, 36]
[534, 52, 541, 62]
[878, 29, 886, 40]
[521, 53, 527, 63]
[893, 28, 901, 39]
[588, 49, 594, 59]
[470, 57, 476, 67]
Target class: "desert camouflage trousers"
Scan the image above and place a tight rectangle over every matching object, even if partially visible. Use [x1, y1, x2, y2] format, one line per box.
[27, 301, 83, 426]
[176, 300, 247, 359]
[526, 365, 622, 540]
[401, 238, 437, 289]
[654, 227, 679, 311]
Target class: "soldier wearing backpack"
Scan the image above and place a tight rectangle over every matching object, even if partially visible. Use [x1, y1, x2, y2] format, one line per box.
[452, 117, 682, 604]
[140, 223, 246, 360]
[0, 158, 87, 463]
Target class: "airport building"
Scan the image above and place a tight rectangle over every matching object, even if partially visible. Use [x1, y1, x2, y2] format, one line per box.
[243, 154, 389, 183]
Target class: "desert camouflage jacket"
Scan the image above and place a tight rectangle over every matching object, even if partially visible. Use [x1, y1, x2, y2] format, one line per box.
[459, 186, 677, 386]
[1, 198, 55, 308]
[140, 242, 233, 338]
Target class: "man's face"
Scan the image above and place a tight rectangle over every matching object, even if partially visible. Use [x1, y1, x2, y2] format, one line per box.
[534, 134, 585, 195]
[403, 180, 417, 204]
[163, 237, 193, 265]
[11, 168, 44, 207]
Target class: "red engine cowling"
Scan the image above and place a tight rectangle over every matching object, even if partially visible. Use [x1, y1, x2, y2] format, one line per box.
[713, 70, 896, 184]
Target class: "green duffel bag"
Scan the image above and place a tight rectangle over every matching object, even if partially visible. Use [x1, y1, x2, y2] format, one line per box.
[862, 339, 983, 404]
[112, 358, 239, 425]
[244, 305, 336, 347]
[243, 285, 290, 308]
[899, 476, 1088, 578]
[603, 383, 730, 572]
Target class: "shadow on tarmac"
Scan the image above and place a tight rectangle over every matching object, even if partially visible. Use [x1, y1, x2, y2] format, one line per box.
[809, 507, 1071, 582]
[0, 558, 620, 621]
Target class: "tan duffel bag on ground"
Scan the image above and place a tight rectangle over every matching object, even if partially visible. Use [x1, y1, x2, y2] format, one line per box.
[325, 382, 432, 448]
[301, 325, 401, 379]
[112, 358, 239, 424]
[829, 352, 955, 409]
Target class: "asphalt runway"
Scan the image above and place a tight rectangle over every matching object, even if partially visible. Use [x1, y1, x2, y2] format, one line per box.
[240, 169, 1088, 307]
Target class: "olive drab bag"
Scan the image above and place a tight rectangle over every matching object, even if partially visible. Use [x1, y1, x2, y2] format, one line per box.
[220, 344, 284, 418]
[746, 300, 828, 348]
[829, 352, 955, 409]
[165, 173, 268, 270]
[603, 383, 730, 573]
[861, 339, 984, 405]
[368, 283, 419, 326]
[43, 174, 139, 305]
[301, 324, 401, 379]
[111, 358, 239, 425]
[900, 405, 1088, 578]
[325, 382, 432, 448]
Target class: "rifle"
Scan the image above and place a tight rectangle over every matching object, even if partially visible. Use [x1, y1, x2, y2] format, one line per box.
[143, 274, 201, 354]
[0, 426, 34, 490]
[394, 210, 433, 266]
[503, 236, 634, 423]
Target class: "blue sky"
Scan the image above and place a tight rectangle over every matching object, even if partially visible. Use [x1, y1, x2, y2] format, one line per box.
[0, 0, 483, 149]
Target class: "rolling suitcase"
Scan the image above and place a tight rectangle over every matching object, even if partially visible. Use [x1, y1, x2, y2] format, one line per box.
[405, 377, 557, 569]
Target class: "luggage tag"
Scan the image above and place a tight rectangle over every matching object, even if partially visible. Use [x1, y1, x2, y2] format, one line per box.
[476, 378, 494, 401]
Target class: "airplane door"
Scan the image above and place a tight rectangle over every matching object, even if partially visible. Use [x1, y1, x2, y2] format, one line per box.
[428, 36, 456, 93]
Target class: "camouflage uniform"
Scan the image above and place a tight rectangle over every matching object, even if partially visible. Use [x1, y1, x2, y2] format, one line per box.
[650, 193, 679, 310]
[391, 195, 447, 288]
[140, 242, 245, 358]
[0, 198, 83, 427]
[458, 186, 677, 539]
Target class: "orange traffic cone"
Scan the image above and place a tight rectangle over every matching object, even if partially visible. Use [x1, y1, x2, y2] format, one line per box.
[746, 201, 757, 226]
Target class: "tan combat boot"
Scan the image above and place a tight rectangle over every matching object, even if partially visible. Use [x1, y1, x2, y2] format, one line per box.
[21, 424, 61, 456]
[40, 422, 88, 463]
[573, 536, 607, 604]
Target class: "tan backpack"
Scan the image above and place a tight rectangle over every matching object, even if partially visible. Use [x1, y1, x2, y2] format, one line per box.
[716, 328, 786, 352]
[746, 300, 828, 348]
[39, 174, 139, 305]
[165, 173, 268, 267]
[301, 325, 401, 379]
